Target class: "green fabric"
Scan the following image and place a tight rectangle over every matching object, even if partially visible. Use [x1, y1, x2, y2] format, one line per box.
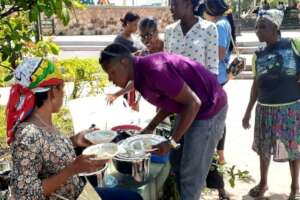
[29, 61, 55, 89]
[292, 38, 300, 56]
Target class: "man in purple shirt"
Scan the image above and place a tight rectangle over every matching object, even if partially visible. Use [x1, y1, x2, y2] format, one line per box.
[100, 43, 228, 200]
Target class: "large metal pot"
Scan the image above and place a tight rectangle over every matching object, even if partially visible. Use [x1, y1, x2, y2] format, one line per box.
[113, 155, 150, 182]
[112, 138, 151, 183]
[81, 164, 108, 187]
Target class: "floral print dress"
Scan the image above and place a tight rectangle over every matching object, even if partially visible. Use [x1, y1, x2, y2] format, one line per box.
[10, 123, 85, 200]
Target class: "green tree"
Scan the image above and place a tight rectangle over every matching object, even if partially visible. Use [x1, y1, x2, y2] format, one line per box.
[0, 0, 84, 77]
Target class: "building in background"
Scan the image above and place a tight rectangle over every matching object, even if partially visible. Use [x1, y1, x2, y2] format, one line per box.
[81, 0, 168, 6]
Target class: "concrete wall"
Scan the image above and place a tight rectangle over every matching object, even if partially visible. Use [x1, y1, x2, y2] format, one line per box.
[53, 6, 173, 35]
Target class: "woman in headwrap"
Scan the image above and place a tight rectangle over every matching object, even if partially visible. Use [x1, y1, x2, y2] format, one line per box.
[7, 58, 143, 200]
[242, 10, 300, 199]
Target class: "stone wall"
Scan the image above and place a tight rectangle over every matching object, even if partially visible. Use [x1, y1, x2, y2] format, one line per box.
[53, 6, 173, 35]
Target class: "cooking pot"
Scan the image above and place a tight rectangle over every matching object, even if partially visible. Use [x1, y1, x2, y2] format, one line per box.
[80, 164, 108, 187]
[112, 139, 150, 182]
[113, 154, 150, 182]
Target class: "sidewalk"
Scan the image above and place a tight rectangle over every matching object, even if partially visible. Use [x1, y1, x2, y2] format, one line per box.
[54, 30, 300, 67]
[53, 30, 300, 51]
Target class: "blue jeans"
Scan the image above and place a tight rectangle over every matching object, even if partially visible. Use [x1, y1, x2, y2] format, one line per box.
[96, 187, 143, 200]
[170, 105, 228, 200]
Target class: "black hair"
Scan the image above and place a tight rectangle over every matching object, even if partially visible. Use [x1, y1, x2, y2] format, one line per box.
[226, 13, 236, 52]
[139, 17, 158, 31]
[120, 12, 140, 27]
[99, 43, 132, 69]
[192, 0, 203, 15]
[193, 1, 236, 52]
[34, 92, 49, 108]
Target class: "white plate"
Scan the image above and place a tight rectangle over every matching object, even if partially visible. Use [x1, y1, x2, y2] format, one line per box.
[82, 143, 120, 160]
[84, 130, 117, 144]
[122, 134, 167, 152]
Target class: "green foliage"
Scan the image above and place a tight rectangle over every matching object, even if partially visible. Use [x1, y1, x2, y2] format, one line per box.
[0, 0, 82, 24]
[53, 108, 74, 137]
[227, 165, 252, 187]
[0, 106, 6, 149]
[0, 0, 83, 70]
[0, 58, 108, 96]
[0, 13, 33, 69]
[57, 58, 108, 99]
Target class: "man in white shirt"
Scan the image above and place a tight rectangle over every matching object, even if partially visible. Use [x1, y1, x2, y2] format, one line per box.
[164, 0, 221, 200]
[164, 0, 219, 75]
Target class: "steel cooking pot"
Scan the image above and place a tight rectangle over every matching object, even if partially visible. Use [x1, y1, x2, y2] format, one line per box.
[113, 154, 150, 182]
[112, 138, 151, 182]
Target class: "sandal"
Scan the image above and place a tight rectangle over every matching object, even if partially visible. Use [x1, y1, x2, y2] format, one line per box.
[249, 185, 268, 198]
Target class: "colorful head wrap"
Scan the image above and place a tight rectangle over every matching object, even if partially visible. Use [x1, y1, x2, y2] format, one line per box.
[6, 57, 63, 144]
[257, 9, 284, 29]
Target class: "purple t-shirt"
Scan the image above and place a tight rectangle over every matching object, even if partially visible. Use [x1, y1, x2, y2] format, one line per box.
[133, 53, 227, 120]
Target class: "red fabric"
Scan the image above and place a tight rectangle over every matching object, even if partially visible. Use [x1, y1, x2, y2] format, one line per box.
[38, 78, 63, 87]
[128, 89, 136, 108]
[6, 84, 35, 144]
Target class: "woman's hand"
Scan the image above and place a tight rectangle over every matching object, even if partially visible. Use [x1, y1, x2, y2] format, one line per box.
[106, 94, 118, 105]
[71, 128, 98, 148]
[242, 111, 251, 129]
[69, 155, 108, 175]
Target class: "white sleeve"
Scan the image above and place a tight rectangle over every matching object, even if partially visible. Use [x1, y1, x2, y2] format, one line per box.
[205, 23, 219, 75]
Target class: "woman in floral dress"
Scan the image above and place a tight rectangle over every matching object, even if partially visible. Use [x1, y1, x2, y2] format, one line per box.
[6, 58, 143, 200]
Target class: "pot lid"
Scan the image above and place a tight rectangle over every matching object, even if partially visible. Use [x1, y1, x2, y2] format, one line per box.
[115, 134, 167, 160]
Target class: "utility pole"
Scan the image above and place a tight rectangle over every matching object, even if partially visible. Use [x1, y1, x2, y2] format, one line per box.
[35, 12, 42, 42]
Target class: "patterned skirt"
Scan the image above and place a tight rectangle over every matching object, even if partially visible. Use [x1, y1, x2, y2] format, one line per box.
[253, 101, 300, 162]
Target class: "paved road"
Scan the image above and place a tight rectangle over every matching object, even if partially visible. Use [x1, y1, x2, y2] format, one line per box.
[54, 30, 300, 59]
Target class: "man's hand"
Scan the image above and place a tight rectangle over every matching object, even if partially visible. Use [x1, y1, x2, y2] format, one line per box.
[152, 141, 172, 156]
[106, 94, 118, 105]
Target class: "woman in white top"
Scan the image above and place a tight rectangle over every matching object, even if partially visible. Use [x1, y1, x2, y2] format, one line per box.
[164, 0, 219, 75]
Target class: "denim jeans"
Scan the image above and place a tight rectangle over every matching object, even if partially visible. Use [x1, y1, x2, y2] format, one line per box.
[170, 105, 228, 200]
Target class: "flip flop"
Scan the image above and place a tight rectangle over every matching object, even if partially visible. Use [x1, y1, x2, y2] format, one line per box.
[249, 185, 268, 198]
